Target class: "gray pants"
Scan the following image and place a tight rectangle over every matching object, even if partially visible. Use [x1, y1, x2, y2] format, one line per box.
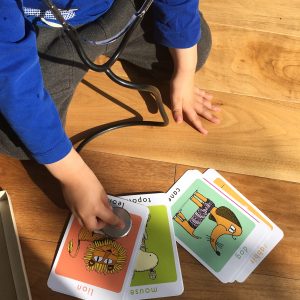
[0, 0, 212, 160]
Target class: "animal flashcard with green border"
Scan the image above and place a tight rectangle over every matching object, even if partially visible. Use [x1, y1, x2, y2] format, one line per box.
[166, 170, 270, 283]
[202, 168, 284, 282]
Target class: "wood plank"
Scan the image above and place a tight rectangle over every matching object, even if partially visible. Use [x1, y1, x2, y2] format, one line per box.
[0, 156, 69, 243]
[196, 23, 300, 102]
[175, 165, 300, 281]
[81, 150, 175, 196]
[0, 151, 175, 242]
[95, 23, 300, 103]
[66, 76, 300, 182]
[201, 0, 300, 37]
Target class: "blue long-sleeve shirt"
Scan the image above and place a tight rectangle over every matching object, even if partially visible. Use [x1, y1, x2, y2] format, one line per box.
[0, 0, 200, 164]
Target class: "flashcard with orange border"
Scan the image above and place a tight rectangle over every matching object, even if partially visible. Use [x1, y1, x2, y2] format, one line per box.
[48, 196, 149, 300]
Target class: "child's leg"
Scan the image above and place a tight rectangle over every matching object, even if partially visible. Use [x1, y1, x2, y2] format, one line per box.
[38, 0, 139, 125]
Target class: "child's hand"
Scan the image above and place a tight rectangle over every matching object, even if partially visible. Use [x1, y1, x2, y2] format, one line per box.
[170, 71, 220, 135]
[169, 46, 221, 134]
[45, 148, 123, 231]
[61, 164, 122, 232]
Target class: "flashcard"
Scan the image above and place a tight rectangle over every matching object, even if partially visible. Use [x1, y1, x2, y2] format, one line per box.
[166, 170, 270, 283]
[202, 169, 284, 282]
[121, 193, 184, 299]
[48, 196, 149, 300]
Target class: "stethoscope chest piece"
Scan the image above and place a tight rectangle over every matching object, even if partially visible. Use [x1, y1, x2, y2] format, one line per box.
[100, 207, 132, 239]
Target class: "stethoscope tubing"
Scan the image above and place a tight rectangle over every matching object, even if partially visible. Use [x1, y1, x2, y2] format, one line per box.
[43, 0, 169, 153]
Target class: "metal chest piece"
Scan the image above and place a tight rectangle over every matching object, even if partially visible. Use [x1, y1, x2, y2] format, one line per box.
[101, 207, 132, 239]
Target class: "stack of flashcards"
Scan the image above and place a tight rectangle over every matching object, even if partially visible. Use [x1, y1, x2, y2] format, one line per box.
[166, 169, 284, 283]
[48, 168, 283, 299]
[48, 196, 149, 300]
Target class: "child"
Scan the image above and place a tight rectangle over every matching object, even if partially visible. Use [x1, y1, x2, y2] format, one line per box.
[0, 0, 220, 232]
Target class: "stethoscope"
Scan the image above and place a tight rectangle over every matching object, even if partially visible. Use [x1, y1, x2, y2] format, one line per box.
[43, 0, 169, 152]
[43, 0, 168, 238]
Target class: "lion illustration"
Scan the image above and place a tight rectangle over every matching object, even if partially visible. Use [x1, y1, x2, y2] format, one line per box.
[84, 239, 127, 274]
[68, 227, 106, 258]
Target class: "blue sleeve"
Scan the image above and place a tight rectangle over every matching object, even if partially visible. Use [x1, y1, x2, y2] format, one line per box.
[0, 1, 72, 164]
[152, 0, 201, 48]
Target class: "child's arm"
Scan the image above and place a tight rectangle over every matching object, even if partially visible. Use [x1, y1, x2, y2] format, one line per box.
[0, 4, 122, 231]
[45, 148, 124, 231]
[151, 0, 220, 133]
[169, 45, 220, 135]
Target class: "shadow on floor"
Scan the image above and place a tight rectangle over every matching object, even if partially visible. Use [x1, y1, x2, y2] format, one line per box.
[21, 160, 66, 210]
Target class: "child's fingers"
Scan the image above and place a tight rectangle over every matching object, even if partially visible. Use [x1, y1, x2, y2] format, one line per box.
[194, 88, 213, 101]
[103, 197, 113, 211]
[199, 109, 220, 124]
[186, 110, 208, 135]
[95, 218, 106, 230]
[83, 217, 102, 232]
[171, 97, 183, 123]
[203, 92, 213, 101]
[211, 104, 221, 112]
[202, 99, 221, 112]
[193, 101, 220, 124]
[74, 213, 84, 227]
[96, 203, 124, 228]
[195, 88, 206, 97]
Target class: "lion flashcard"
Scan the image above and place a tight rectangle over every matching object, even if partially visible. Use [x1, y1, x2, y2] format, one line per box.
[48, 197, 149, 300]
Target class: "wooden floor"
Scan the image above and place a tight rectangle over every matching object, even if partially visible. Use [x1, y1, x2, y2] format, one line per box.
[0, 150, 299, 299]
[1, 0, 300, 299]
[66, 1, 300, 184]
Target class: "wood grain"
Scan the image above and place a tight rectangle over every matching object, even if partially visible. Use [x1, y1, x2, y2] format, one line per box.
[80, 150, 175, 195]
[66, 78, 300, 182]
[0, 156, 69, 242]
[95, 23, 300, 103]
[197, 23, 300, 102]
[201, 0, 300, 37]
[0, 151, 175, 242]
